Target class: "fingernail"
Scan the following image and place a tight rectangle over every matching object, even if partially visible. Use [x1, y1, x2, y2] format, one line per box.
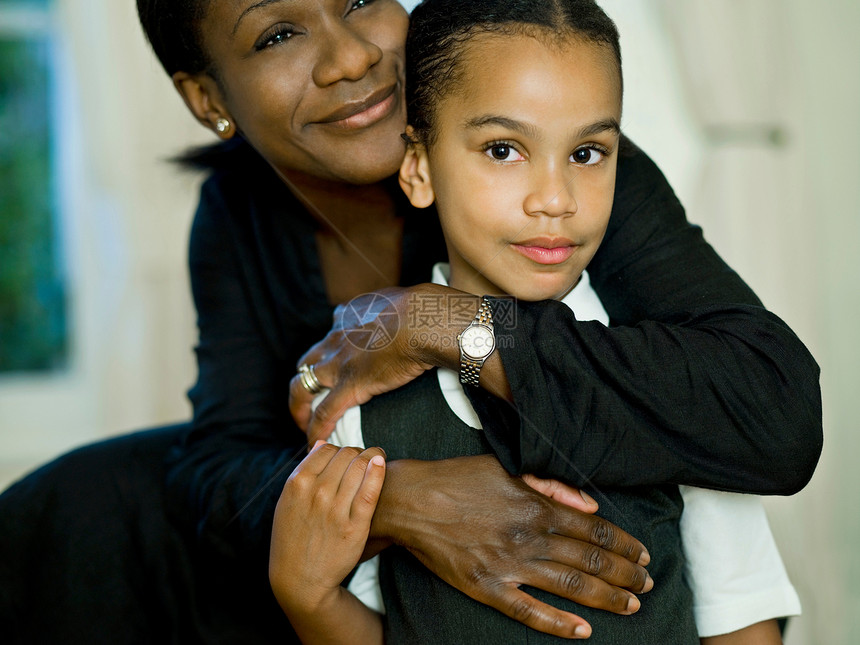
[643, 573, 654, 593]
[573, 624, 591, 638]
[370, 455, 385, 468]
[638, 549, 651, 566]
[312, 440, 326, 449]
[626, 594, 641, 614]
[579, 490, 596, 505]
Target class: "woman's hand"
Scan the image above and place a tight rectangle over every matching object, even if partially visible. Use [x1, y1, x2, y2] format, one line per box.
[370, 454, 653, 640]
[269, 442, 386, 616]
[290, 284, 503, 443]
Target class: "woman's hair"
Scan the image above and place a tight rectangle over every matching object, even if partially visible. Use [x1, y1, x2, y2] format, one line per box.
[406, 0, 622, 146]
[136, 0, 213, 77]
[137, 0, 259, 169]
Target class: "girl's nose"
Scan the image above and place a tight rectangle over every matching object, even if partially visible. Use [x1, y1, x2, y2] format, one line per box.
[523, 165, 578, 218]
[312, 22, 383, 87]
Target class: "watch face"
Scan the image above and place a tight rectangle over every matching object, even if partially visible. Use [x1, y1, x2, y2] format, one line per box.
[460, 324, 495, 360]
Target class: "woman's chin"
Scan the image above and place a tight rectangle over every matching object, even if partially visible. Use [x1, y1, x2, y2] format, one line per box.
[336, 148, 406, 185]
[268, 144, 406, 187]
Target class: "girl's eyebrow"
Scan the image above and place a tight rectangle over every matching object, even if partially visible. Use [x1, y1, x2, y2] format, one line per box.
[464, 115, 621, 139]
[464, 115, 539, 139]
[578, 118, 621, 138]
[233, 0, 290, 36]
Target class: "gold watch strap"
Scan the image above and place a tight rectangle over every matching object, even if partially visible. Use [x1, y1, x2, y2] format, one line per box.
[459, 357, 483, 387]
[459, 298, 494, 387]
[474, 298, 494, 326]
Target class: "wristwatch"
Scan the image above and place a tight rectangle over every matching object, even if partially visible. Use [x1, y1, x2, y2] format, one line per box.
[458, 297, 496, 386]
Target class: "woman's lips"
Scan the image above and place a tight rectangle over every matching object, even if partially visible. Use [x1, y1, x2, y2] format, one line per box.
[318, 85, 398, 130]
[511, 240, 577, 265]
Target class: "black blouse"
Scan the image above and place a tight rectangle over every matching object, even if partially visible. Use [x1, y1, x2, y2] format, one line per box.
[165, 137, 822, 567]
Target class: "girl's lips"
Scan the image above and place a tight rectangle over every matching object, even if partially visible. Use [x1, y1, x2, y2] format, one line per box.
[320, 86, 398, 130]
[511, 244, 577, 265]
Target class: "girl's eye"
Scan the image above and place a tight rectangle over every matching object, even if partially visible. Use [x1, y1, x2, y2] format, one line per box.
[349, 0, 374, 12]
[571, 146, 606, 166]
[256, 26, 296, 51]
[485, 144, 524, 162]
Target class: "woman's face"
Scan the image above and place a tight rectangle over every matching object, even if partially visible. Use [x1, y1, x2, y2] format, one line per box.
[198, 0, 409, 184]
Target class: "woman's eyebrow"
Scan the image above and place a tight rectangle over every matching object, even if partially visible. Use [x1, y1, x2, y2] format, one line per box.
[233, 0, 288, 36]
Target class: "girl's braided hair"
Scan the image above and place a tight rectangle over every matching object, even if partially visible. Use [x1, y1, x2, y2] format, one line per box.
[406, 0, 622, 146]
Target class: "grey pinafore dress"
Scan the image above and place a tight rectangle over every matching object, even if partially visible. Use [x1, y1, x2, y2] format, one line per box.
[361, 370, 698, 644]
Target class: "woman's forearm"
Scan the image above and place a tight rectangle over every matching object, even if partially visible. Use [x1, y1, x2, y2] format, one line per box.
[467, 298, 821, 494]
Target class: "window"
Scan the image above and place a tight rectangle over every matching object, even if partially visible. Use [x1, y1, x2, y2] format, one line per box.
[0, 0, 67, 372]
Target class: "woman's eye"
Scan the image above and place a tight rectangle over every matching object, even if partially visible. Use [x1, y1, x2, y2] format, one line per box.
[256, 27, 295, 51]
[571, 147, 605, 166]
[485, 144, 523, 162]
[349, 0, 373, 11]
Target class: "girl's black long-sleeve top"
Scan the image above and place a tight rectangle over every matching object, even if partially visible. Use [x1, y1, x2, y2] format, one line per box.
[166, 137, 822, 562]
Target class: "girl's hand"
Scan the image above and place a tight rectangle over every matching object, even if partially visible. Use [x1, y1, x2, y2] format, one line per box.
[289, 284, 485, 443]
[269, 442, 386, 616]
[521, 472, 600, 514]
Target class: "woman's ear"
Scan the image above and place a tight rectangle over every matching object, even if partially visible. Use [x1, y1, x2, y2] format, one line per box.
[398, 129, 435, 208]
[172, 71, 235, 139]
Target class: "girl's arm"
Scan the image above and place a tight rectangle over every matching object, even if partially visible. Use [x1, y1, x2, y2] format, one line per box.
[701, 619, 783, 645]
[269, 442, 385, 645]
[679, 487, 798, 643]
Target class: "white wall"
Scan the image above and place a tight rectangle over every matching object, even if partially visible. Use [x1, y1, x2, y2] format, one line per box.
[1, 0, 858, 641]
[776, 2, 860, 642]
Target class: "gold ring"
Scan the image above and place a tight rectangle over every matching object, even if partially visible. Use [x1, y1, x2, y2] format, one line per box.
[298, 363, 323, 395]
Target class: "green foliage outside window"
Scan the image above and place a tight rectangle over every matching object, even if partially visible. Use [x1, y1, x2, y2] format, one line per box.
[0, 13, 67, 372]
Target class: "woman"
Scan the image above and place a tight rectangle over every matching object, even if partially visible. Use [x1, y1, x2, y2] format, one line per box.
[0, 0, 820, 642]
[157, 0, 818, 636]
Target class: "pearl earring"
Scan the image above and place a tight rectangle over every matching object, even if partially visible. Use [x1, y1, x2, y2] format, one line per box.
[215, 118, 231, 134]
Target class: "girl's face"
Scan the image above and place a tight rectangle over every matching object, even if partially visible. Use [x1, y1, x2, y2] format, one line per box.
[197, 0, 409, 184]
[402, 32, 622, 301]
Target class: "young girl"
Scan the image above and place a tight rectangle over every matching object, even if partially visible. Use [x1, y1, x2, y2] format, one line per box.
[271, 0, 799, 643]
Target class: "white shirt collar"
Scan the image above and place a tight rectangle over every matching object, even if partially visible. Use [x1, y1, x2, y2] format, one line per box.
[430, 262, 609, 325]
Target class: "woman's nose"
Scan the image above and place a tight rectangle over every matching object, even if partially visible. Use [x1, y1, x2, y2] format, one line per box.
[312, 22, 383, 87]
[523, 165, 578, 218]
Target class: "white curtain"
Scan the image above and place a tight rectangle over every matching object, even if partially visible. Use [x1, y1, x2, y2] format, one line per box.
[658, 2, 850, 643]
[658, 0, 807, 322]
